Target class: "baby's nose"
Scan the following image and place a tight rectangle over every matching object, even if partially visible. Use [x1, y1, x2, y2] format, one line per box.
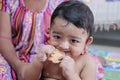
[59, 41, 69, 50]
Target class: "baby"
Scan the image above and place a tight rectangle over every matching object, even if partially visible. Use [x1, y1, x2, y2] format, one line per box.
[37, 1, 101, 80]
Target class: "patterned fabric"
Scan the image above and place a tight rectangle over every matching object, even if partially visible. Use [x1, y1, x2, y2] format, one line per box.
[0, 54, 13, 80]
[0, 0, 66, 80]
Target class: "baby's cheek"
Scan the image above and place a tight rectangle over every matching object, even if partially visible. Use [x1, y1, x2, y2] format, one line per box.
[72, 48, 84, 56]
[48, 39, 55, 44]
[49, 40, 60, 47]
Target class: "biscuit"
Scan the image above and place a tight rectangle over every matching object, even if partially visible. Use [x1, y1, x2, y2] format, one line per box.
[48, 49, 65, 63]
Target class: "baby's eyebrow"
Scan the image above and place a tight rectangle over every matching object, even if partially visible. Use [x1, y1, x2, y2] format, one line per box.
[52, 31, 62, 35]
[70, 36, 82, 40]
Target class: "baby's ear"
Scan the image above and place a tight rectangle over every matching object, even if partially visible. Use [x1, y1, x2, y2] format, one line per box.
[86, 36, 93, 46]
[84, 36, 93, 53]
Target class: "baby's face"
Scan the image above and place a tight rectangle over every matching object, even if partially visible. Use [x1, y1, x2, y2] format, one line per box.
[49, 17, 91, 59]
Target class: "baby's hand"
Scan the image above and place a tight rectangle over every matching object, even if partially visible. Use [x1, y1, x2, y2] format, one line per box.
[48, 49, 65, 63]
[36, 45, 55, 62]
[59, 56, 76, 78]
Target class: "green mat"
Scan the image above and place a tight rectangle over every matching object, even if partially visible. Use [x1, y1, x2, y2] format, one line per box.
[104, 69, 120, 80]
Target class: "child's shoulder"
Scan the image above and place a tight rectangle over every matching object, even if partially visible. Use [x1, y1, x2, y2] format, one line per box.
[78, 53, 97, 66]
[80, 53, 95, 60]
[77, 53, 98, 80]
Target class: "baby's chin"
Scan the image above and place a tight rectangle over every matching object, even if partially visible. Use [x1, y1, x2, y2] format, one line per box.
[48, 49, 65, 64]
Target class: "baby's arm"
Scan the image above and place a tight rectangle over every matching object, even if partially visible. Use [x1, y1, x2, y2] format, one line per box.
[17, 45, 56, 80]
[20, 44, 62, 80]
[80, 54, 97, 80]
[59, 56, 81, 80]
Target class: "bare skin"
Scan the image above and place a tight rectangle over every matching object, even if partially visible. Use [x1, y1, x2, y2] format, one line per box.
[39, 17, 97, 80]
[42, 53, 96, 80]
[24, 0, 47, 12]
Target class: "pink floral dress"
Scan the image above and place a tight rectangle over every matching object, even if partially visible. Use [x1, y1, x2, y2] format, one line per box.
[0, 0, 66, 80]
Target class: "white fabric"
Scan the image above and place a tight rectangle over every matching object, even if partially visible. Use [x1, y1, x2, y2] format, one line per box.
[87, 2, 120, 31]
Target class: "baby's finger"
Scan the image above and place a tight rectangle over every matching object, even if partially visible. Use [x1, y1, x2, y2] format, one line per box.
[58, 56, 64, 61]
[61, 56, 74, 64]
[36, 52, 47, 62]
[44, 45, 56, 55]
[63, 56, 70, 60]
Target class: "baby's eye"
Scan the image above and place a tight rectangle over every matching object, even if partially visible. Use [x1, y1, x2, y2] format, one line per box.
[53, 35, 61, 40]
[70, 39, 79, 43]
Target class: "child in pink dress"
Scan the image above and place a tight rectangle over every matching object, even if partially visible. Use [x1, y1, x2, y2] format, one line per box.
[0, 0, 67, 80]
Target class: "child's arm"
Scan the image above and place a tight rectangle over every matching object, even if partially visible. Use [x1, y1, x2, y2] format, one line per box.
[16, 45, 55, 80]
[60, 56, 81, 80]
[80, 54, 97, 80]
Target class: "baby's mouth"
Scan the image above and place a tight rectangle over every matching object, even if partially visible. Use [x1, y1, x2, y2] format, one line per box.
[64, 51, 71, 55]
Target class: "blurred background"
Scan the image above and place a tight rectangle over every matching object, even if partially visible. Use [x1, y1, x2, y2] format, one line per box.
[79, 0, 120, 80]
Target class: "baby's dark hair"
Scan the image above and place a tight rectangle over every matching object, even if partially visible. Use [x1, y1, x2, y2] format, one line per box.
[50, 0, 94, 36]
